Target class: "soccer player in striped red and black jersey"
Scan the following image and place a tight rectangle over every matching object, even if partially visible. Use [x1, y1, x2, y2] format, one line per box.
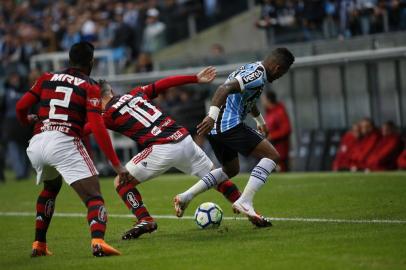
[15, 42, 132, 257]
[84, 67, 261, 239]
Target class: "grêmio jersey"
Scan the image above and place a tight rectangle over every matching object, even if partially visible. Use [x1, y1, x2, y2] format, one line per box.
[210, 61, 267, 135]
[30, 68, 101, 137]
[103, 84, 189, 148]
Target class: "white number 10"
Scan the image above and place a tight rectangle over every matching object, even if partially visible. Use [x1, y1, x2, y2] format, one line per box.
[119, 96, 162, 127]
[49, 86, 73, 121]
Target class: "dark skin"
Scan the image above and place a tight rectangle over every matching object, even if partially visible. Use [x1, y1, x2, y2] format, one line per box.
[197, 59, 289, 177]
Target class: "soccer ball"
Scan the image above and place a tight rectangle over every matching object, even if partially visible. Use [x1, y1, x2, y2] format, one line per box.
[194, 202, 223, 229]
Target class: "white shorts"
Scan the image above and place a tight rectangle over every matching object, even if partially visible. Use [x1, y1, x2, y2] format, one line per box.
[125, 135, 213, 182]
[27, 131, 98, 185]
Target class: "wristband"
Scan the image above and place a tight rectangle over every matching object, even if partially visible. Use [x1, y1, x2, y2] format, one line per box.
[254, 114, 265, 126]
[208, 106, 220, 121]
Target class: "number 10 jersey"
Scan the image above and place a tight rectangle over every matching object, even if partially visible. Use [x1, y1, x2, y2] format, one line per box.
[102, 84, 189, 148]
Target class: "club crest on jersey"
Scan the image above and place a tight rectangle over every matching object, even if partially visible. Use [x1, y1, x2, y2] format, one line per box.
[98, 206, 107, 222]
[126, 192, 140, 208]
[88, 98, 101, 107]
[44, 199, 55, 217]
[242, 67, 264, 83]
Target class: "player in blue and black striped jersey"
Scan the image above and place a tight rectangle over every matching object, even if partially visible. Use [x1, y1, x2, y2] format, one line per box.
[175, 48, 294, 226]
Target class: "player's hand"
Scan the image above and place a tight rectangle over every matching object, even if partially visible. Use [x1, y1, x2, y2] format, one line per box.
[113, 164, 135, 184]
[258, 124, 268, 136]
[27, 114, 39, 124]
[197, 66, 216, 83]
[197, 116, 215, 135]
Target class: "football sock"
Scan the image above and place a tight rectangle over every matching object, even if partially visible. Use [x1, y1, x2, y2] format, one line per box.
[116, 182, 153, 222]
[180, 168, 229, 200]
[35, 176, 62, 242]
[216, 180, 241, 203]
[239, 158, 276, 204]
[86, 196, 107, 239]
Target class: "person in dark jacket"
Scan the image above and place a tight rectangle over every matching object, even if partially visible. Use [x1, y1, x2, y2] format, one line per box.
[2, 72, 32, 179]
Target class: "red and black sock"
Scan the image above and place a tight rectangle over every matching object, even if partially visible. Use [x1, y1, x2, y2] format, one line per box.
[216, 180, 241, 203]
[86, 196, 107, 239]
[35, 177, 62, 242]
[116, 182, 153, 222]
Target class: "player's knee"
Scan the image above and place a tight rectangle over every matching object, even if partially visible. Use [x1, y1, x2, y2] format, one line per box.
[113, 176, 120, 188]
[223, 166, 239, 178]
[44, 175, 63, 193]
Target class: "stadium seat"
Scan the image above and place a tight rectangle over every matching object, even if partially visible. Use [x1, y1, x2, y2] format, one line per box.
[307, 130, 327, 171]
[291, 130, 313, 172]
[323, 129, 346, 171]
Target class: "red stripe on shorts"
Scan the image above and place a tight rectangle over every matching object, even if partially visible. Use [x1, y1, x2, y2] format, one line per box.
[131, 147, 153, 165]
[74, 138, 97, 175]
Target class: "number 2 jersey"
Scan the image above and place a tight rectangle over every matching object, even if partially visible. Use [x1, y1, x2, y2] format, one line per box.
[28, 68, 101, 137]
[102, 84, 189, 148]
[211, 61, 268, 135]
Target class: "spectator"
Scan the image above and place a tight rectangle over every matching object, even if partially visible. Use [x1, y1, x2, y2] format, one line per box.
[350, 118, 381, 171]
[338, 0, 357, 38]
[323, 0, 338, 38]
[61, 24, 81, 51]
[1, 72, 31, 180]
[205, 43, 227, 65]
[141, 8, 166, 53]
[365, 121, 402, 171]
[397, 149, 406, 169]
[332, 122, 361, 171]
[136, 52, 154, 73]
[262, 91, 292, 172]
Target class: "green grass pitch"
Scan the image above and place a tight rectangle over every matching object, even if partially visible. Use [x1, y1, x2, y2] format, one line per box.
[0, 172, 406, 270]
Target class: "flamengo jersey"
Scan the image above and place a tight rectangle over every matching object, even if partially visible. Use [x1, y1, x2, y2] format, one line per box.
[30, 68, 101, 137]
[211, 61, 267, 135]
[103, 84, 189, 148]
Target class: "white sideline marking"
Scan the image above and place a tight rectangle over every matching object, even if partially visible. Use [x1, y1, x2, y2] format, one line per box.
[0, 212, 405, 224]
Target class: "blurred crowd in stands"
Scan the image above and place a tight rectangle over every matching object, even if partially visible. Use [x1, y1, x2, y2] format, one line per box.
[0, 0, 248, 78]
[257, 0, 406, 43]
[1, 0, 406, 180]
[333, 118, 406, 172]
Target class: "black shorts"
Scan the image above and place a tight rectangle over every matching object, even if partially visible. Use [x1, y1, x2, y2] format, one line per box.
[208, 123, 265, 164]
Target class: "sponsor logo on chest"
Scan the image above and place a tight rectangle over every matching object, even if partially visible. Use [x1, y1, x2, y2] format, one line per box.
[50, 73, 85, 86]
[242, 68, 263, 83]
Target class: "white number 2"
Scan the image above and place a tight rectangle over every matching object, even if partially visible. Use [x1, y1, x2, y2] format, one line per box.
[49, 86, 73, 121]
[119, 97, 162, 127]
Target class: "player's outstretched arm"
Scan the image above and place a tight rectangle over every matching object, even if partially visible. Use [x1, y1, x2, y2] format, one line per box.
[133, 66, 216, 98]
[197, 79, 241, 135]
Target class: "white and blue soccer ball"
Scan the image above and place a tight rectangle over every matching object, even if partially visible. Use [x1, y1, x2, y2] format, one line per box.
[194, 202, 223, 229]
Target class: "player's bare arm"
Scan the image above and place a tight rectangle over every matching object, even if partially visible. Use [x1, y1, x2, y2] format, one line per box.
[251, 105, 268, 136]
[197, 79, 241, 135]
[196, 66, 216, 83]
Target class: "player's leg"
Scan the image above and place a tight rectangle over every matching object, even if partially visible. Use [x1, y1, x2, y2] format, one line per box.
[70, 175, 120, 256]
[232, 137, 279, 226]
[116, 145, 174, 239]
[31, 172, 62, 257]
[26, 135, 61, 257]
[174, 136, 240, 216]
[48, 134, 120, 256]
